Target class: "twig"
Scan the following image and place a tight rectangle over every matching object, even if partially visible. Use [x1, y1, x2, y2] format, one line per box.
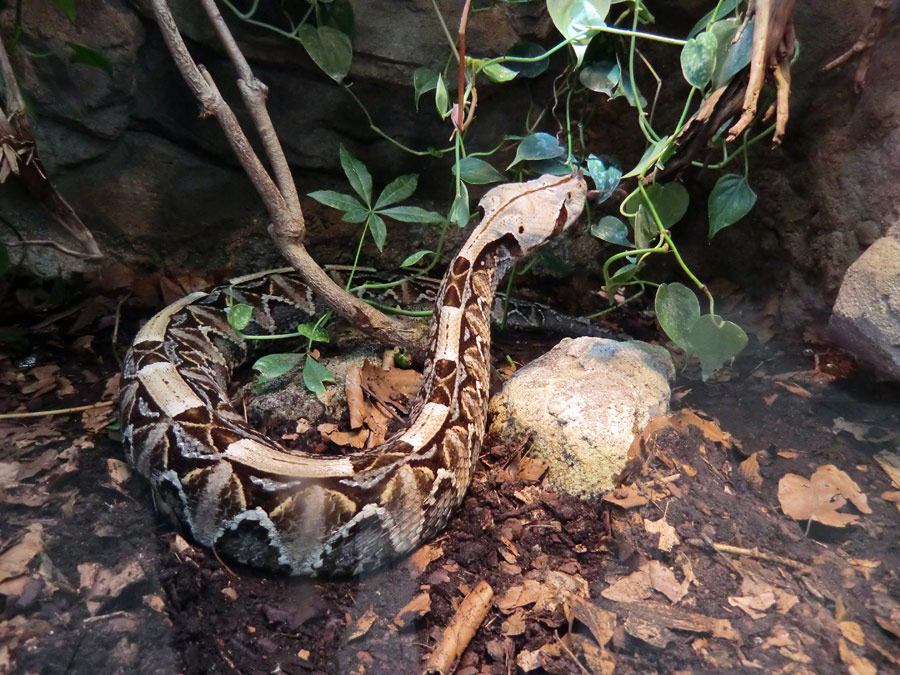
[425, 580, 494, 674]
[4, 239, 101, 259]
[705, 538, 811, 573]
[111, 292, 130, 368]
[0, 400, 114, 420]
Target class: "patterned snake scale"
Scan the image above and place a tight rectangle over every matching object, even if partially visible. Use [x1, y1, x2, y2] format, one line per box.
[119, 173, 587, 576]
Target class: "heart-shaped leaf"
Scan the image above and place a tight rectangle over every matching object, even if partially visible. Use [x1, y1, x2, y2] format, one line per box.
[708, 174, 756, 239]
[623, 135, 671, 178]
[689, 314, 749, 380]
[252, 353, 303, 384]
[507, 133, 566, 169]
[449, 183, 470, 228]
[413, 68, 439, 109]
[296, 322, 329, 343]
[623, 182, 689, 228]
[655, 283, 700, 353]
[296, 24, 352, 83]
[590, 215, 631, 247]
[457, 157, 506, 184]
[547, 0, 610, 65]
[504, 41, 550, 78]
[227, 304, 254, 332]
[586, 155, 621, 202]
[680, 31, 718, 88]
[303, 356, 335, 396]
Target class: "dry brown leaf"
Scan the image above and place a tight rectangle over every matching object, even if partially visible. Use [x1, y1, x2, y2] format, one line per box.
[81, 405, 114, 434]
[501, 609, 526, 636]
[393, 591, 431, 628]
[882, 491, 900, 513]
[569, 633, 616, 675]
[601, 567, 653, 603]
[602, 484, 649, 509]
[0, 524, 44, 583]
[777, 464, 871, 527]
[566, 596, 616, 647]
[348, 606, 377, 641]
[106, 458, 132, 488]
[644, 517, 679, 553]
[838, 638, 876, 675]
[533, 571, 588, 613]
[78, 558, 146, 615]
[518, 456, 549, 482]
[728, 592, 776, 619]
[496, 579, 545, 612]
[838, 620, 865, 647]
[318, 424, 369, 449]
[345, 364, 367, 429]
[776, 381, 813, 398]
[778, 450, 799, 459]
[407, 543, 443, 577]
[516, 642, 562, 672]
[874, 450, 900, 488]
[648, 561, 689, 604]
[20, 365, 59, 396]
[739, 452, 763, 489]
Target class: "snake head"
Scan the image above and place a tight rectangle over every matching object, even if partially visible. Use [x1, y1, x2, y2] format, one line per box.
[467, 172, 588, 261]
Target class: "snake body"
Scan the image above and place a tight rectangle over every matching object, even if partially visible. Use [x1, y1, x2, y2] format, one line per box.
[119, 173, 587, 576]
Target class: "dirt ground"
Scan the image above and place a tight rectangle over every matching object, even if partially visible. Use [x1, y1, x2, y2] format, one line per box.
[1, 270, 900, 675]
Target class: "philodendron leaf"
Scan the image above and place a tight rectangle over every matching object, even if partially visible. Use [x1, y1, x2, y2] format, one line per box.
[449, 183, 470, 228]
[482, 62, 518, 82]
[296, 24, 352, 83]
[680, 31, 717, 88]
[585, 154, 621, 203]
[655, 283, 701, 353]
[546, 0, 610, 65]
[622, 182, 689, 228]
[253, 353, 304, 384]
[590, 215, 631, 247]
[457, 157, 506, 184]
[296, 322, 329, 343]
[303, 355, 335, 396]
[623, 135, 671, 178]
[708, 174, 756, 239]
[66, 42, 113, 75]
[435, 74, 451, 119]
[413, 68, 439, 109]
[339, 145, 373, 206]
[689, 314, 749, 380]
[227, 304, 253, 331]
[374, 174, 417, 210]
[507, 132, 566, 169]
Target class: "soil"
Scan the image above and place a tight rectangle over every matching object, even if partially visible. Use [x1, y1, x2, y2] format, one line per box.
[1, 272, 900, 675]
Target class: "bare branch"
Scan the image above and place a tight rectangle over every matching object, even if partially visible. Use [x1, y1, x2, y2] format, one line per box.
[5, 238, 102, 259]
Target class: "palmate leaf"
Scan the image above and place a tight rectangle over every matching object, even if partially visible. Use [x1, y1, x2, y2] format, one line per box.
[374, 174, 417, 210]
[339, 145, 373, 206]
[307, 189, 366, 213]
[367, 213, 387, 251]
[378, 206, 445, 224]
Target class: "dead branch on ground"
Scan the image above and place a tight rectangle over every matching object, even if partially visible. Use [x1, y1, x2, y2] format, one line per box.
[823, 0, 894, 93]
[150, 0, 430, 353]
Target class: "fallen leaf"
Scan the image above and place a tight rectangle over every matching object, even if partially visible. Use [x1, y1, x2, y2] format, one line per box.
[516, 642, 561, 672]
[838, 638, 876, 675]
[393, 591, 431, 628]
[739, 452, 763, 489]
[838, 620, 865, 647]
[776, 381, 812, 398]
[566, 597, 616, 647]
[777, 464, 871, 527]
[349, 606, 377, 640]
[0, 524, 44, 583]
[874, 450, 900, 488]
[501, 609, 526, 636]
[82, 405, 114, 434]
[644, 517, 679, 552]
[346, 364, 367, 429]
[728, 592, 776, 619]
[648, 561, 689, 604]
[408, 544, 443, 577]
[601, 567, 653, 603]
[602, 484, 648, 509]
[518, 456, 549, 482]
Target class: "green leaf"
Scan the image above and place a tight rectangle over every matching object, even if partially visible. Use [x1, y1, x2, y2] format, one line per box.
[578, 34, 619, 96]
[308, 189, 366, 213]
[708, 20, 739, 87]
[449, 183, 470, 228]
[590, 215, 631, 247]
[378, 206, 445, 224]
[339, 145, 372, 206]
[435, 74, 451, 119]
[48, 0, 76, 22]
[507, 132, 566, 169]
[688, 0, 739, 37]
[606, 261, 638, 295]
[622, 182, 689, 228]
[65, 42, 112, 76]
[374, 174, 417, 209]
[504, 42, 549, 78]
[622, 135, 671, 179]
[547, 0, 611, 65]
[585, 155, 621, 203]
[296, 24, 352, 83]
[303, 355, 335, 396]
[632, 205, 657, 250]
[529, 158, 572, 175]
[413, 68, 440, 109]
[482, 62, 518, 82]
[457, 157, 506, 185]
[708, 174, 756, 239]
[227, 304, 254, 331]
[400, 250, 433, 268]
[296, 322, 330, 343]
[253, 353, 304, 384]
[714, 18, 754, 88]
[319, 0, 355, 36]
[655, 283, 701, 353]
[680, 32, 717, 88]
[341, 207, 370, 223]
[367, 213, 387, 251]
[689, 314, 749, 380]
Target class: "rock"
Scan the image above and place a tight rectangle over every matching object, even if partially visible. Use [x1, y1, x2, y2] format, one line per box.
[829, 224, 900, 382]
[488, 338, 674, 499]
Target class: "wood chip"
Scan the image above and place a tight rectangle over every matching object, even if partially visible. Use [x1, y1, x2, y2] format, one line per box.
[425, 580, 493, 674]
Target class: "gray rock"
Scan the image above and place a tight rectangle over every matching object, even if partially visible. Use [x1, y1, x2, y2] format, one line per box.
[488, 337, 674, 499]
[829, 224, 900, 381]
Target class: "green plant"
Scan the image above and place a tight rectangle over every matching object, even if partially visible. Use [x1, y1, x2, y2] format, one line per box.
[223, 0, 780, 381]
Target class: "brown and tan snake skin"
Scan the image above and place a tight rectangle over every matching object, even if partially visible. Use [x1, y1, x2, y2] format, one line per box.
[119, 173, 587, 576]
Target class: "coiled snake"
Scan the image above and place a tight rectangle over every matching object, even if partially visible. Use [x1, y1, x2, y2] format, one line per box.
[119, 173, 587, 576]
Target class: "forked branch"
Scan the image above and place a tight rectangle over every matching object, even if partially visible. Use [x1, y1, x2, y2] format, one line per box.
[148, 0, 429, 352]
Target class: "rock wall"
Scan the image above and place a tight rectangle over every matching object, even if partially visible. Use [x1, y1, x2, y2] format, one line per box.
[1, 0, 898, 331]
